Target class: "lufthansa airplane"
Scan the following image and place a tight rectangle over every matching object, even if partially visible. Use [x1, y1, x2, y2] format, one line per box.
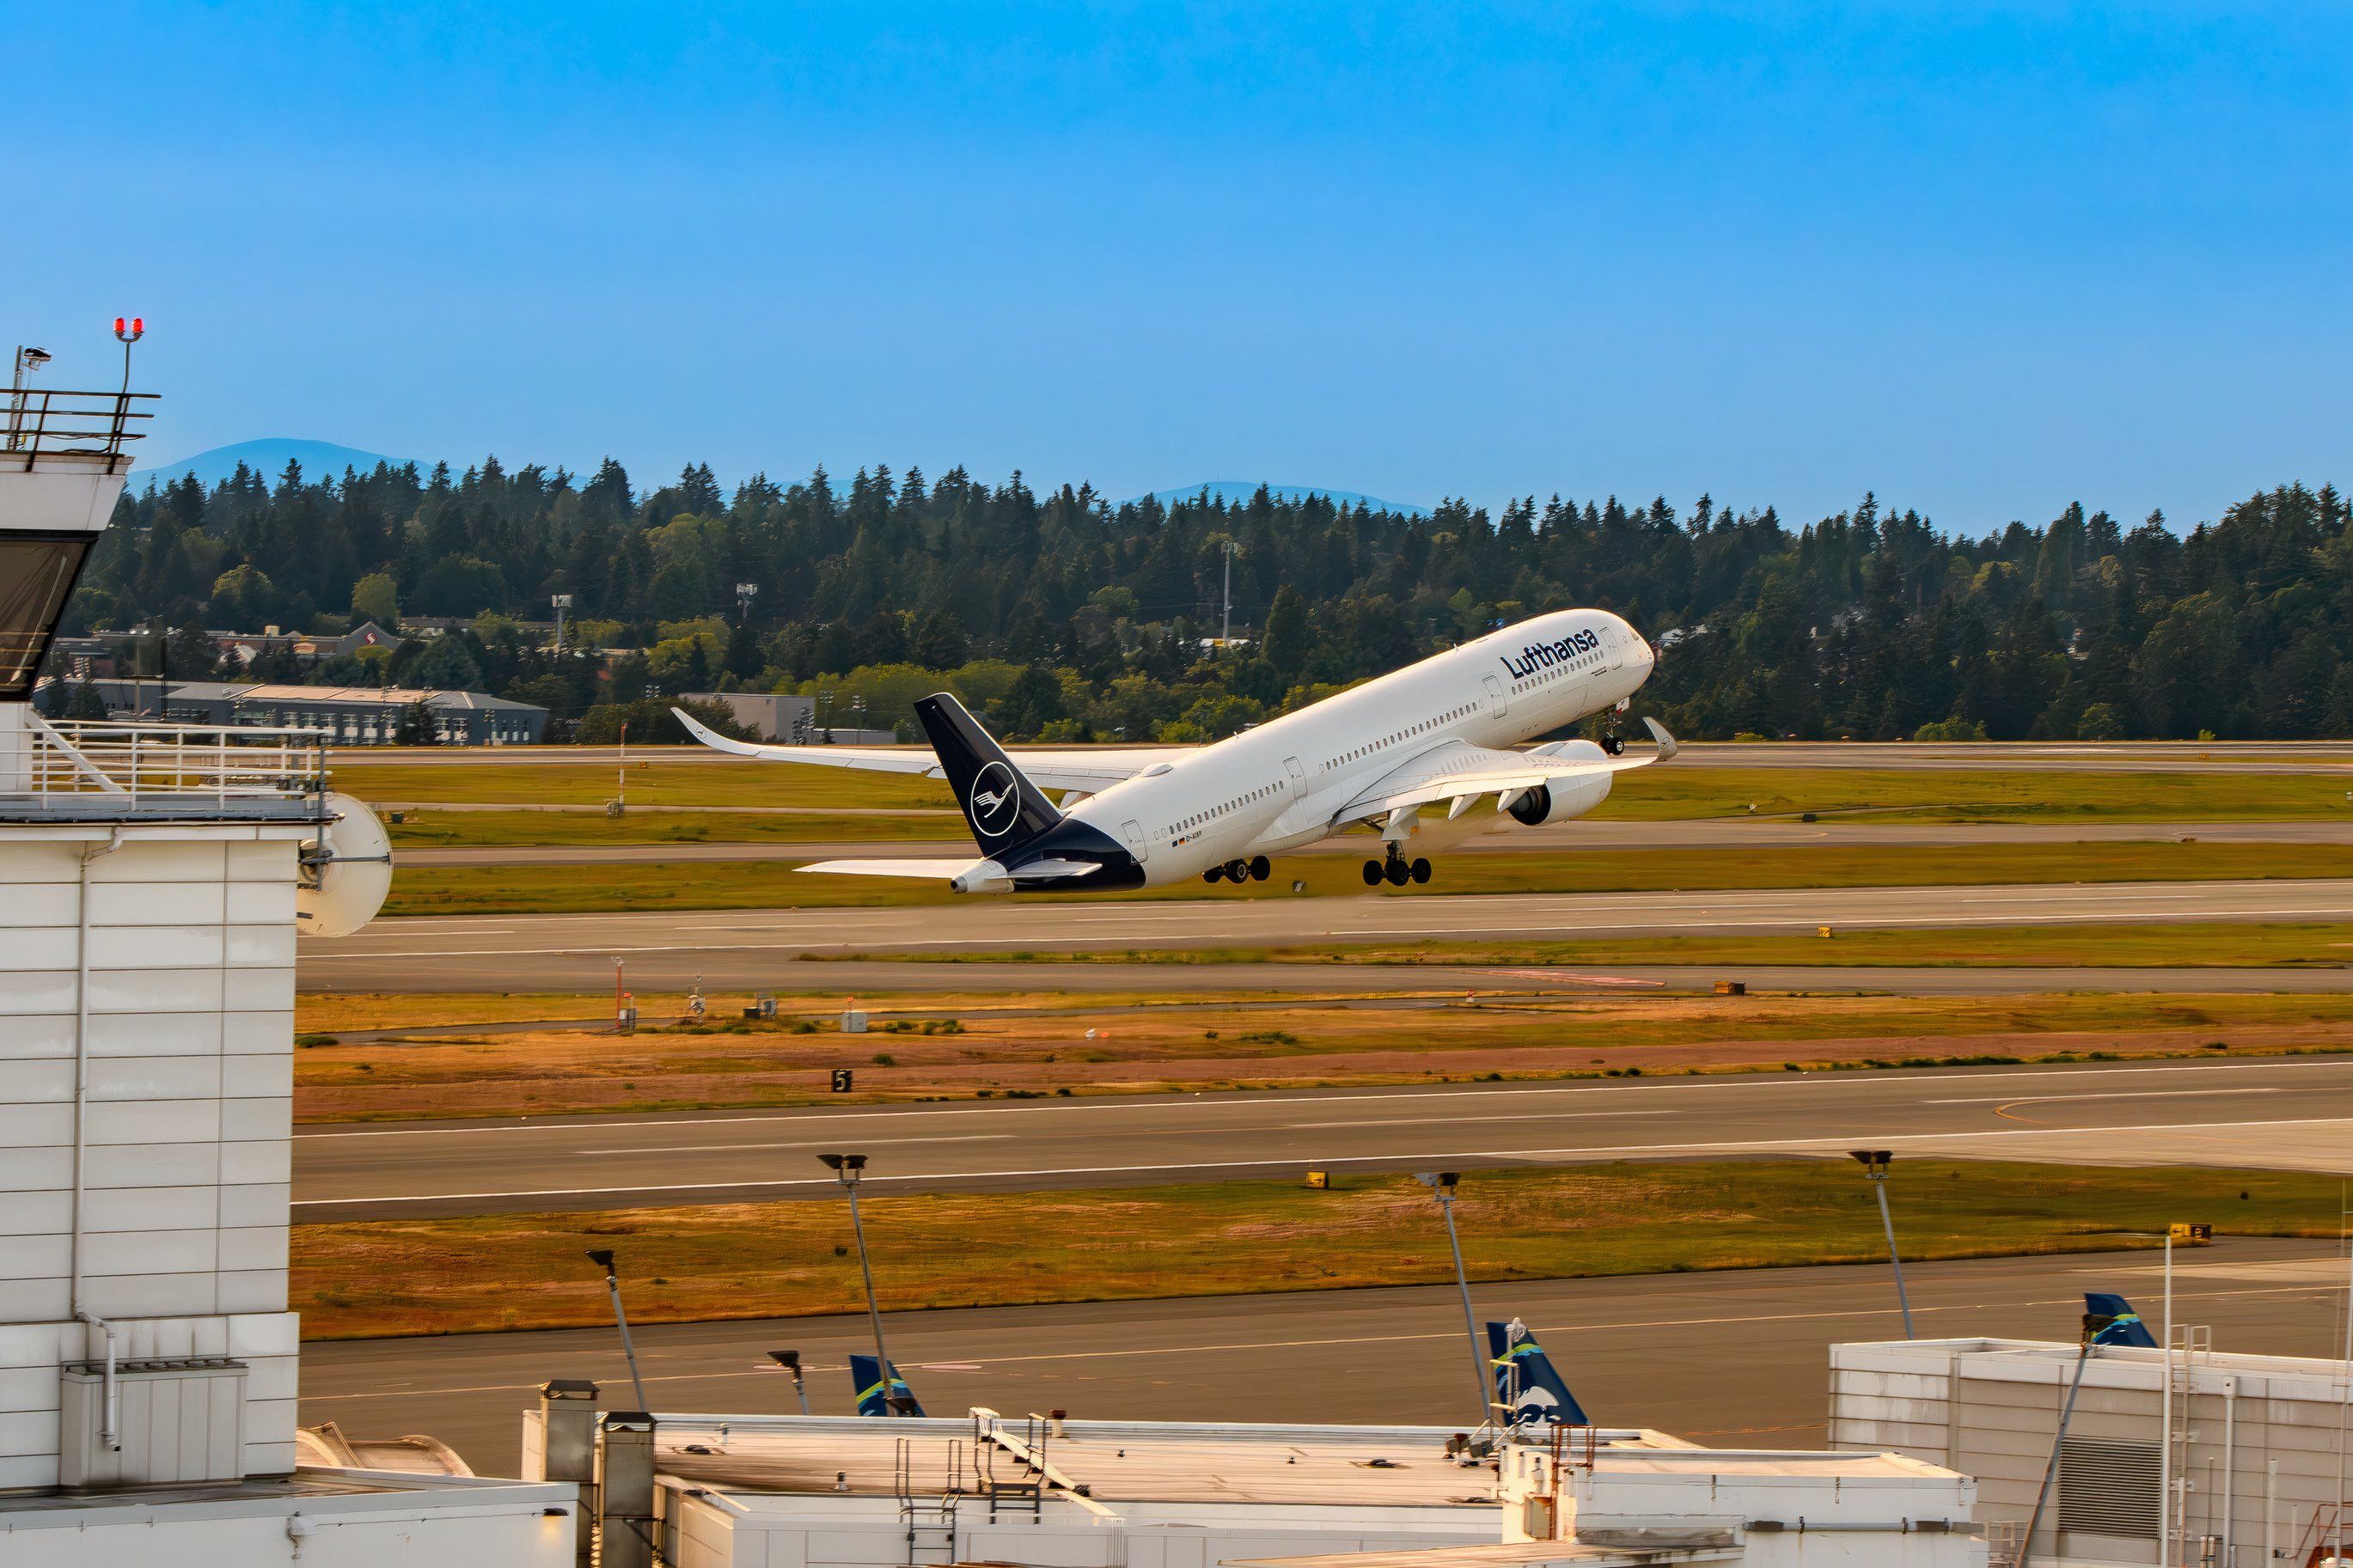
[673, 607, 1672, 894]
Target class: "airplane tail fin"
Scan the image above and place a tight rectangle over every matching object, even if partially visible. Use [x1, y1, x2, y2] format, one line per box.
[1487, 1319, 1590, 1429]
[849, 1353, 926, 1417]
[914, 692, 1064, 854]
[2083, 1292, 2158, 1348]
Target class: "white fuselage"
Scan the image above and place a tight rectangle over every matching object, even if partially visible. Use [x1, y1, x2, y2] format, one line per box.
[1060, 608, 1655, 886]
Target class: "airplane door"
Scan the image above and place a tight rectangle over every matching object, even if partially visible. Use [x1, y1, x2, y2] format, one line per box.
[1482, 673, 1507, 717]
[1283, 756, 1305, 790]
[1121, 819, 1149, 863]
[1603, 625, 1627, 673]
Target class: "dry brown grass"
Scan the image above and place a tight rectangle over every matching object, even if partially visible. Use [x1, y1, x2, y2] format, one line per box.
[291, 991, 2353, 1121]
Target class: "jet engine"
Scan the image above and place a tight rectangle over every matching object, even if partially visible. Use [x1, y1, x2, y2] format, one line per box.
[1504, 741, 1615, 825]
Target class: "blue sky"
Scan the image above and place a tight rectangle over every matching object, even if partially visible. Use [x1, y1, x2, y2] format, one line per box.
[11, 3, 2348, 531]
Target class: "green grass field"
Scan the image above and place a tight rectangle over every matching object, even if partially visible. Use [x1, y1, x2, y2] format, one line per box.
[292, 1157, 2344, 1339]
[379, 838, 2353, 915]
[335, 752, 2353, 821]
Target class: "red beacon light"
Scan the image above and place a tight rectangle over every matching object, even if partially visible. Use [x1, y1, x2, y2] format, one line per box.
[113, 316, 144, 343]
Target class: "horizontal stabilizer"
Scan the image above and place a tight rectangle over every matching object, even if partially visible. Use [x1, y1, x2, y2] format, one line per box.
[798, 857, 989, 880]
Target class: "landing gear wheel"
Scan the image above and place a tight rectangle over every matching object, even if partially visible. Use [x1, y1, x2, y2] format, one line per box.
[1249, 856, 1271, 882]
[1362, 860, 1384, 886]
[1600, 735, 1626, 756]
[1384, 859, 1410, 887]
[1409, 857, 1432, 884]
[1225, 859, 1250, 883]
[1203, 866, 1225, 883]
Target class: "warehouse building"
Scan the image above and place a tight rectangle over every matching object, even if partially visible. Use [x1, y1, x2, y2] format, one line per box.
[54, 678, 549, 745]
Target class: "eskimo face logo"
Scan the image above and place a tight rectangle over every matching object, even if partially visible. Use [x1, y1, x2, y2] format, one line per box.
[967, 760, 1022, 839]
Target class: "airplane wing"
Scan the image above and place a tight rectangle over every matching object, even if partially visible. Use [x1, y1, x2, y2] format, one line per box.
[1335, 717, 1678, 822]
[672, 708, 1183, 793]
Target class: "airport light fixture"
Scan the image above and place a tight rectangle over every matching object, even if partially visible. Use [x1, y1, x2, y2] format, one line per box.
[767, 1350, 810, 1414]
[1848, 1150, 1913, 1338]
[1416, 1171, 1491, 1428]
[551, 593, 572, 655]
[585, 1248, 651, 1412]
[736, 581, 759, 625]
[820, 1153, 901, 1412]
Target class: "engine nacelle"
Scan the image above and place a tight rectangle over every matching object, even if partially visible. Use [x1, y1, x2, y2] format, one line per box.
[1506, 751, 1614, 826]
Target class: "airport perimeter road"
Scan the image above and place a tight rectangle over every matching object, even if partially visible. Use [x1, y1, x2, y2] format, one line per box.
[298, 1236, 2352, 1472]
[291, 1053, 2353, 1220]
[389, 818, 2353, 868]
[296, 877, 2353, 990]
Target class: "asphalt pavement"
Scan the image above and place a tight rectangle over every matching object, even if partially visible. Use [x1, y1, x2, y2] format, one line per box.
[297, 876, 2353, 991]
[297, 1235, 2353, 1474]
[291, 1052, 2353, 1219]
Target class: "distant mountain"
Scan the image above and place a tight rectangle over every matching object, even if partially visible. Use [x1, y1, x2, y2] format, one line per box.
[1141, 481, 1427, 516]
[133, 438, 408, 491]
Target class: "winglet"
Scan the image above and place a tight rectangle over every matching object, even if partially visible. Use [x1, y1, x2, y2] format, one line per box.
[1641, 716, 1678, 761]
[670, 706, 765, 758]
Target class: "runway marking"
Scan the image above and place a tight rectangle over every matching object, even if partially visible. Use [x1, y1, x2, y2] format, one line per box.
[1925, 1087, 2289, 1106]
[576, 1134, 1014, 1156]
[1287, 1109, 1680, 1129]
[290, 1056, 2353, 1138]
[302, 1276, 2347, 1403]
[292, 1114, 2353, 1207]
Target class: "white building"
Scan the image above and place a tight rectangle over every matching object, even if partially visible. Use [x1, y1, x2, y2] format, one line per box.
[516, 1396, 1976, 1568]
[0, 371, 577, 1565]
[1833, 1334, 2353, 1567]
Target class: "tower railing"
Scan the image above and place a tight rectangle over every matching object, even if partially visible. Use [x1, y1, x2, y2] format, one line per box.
[4, 711, 329, 813]
[3, 387, 157, 472]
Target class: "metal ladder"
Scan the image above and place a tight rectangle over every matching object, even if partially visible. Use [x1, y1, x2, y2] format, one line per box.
[972, 1411, 1050, 1522]
[895, 1436, 965, 1566]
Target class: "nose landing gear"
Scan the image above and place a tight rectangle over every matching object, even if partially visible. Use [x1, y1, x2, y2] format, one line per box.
[1363, 850, 1433, 887]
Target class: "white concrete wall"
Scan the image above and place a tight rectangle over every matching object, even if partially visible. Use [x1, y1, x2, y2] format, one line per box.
[0, 827, 303, 1488]
[664, 1488, 1494, 1568]
[0, 1477, 578, 1566]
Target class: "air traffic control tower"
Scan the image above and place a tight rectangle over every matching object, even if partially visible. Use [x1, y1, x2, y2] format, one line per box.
[0, 363, 571, 1561]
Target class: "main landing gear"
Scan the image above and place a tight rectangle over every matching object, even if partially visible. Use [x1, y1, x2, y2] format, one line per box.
[1203, 856, 1273, 884]
[1361, 850, 1432, 887]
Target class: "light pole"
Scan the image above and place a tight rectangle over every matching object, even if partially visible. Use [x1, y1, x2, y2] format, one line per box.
[821, 1153, 900, 1411]
[735, 581, 759, 625]
[585, 1248, 651, 1412]
[1220, 540, 1237, 648]
[551, 593, 572, 656]
[1417, 1171, 1492, 1427]
[1849, 1150, 1913, 1339]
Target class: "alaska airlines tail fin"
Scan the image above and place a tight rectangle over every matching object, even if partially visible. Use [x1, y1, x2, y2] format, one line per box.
[849, 1354, 926, 1417]
[2083, 1292, 2158, 1348]
[914, 692, 1064, 854]
[1487, 1319, 1590, 1429]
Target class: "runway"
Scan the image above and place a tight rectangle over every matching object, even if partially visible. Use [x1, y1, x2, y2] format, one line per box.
[388, 817, 2353, 868]
[298, 876, 2353, 989]
[297, 1236, 2353, 1473]
[337, 740, 2353, 773]
[291, 1052, 2353, 1220]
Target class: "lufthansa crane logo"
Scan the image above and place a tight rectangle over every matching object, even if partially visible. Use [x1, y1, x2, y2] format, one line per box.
[968, 760, 1022, 839]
